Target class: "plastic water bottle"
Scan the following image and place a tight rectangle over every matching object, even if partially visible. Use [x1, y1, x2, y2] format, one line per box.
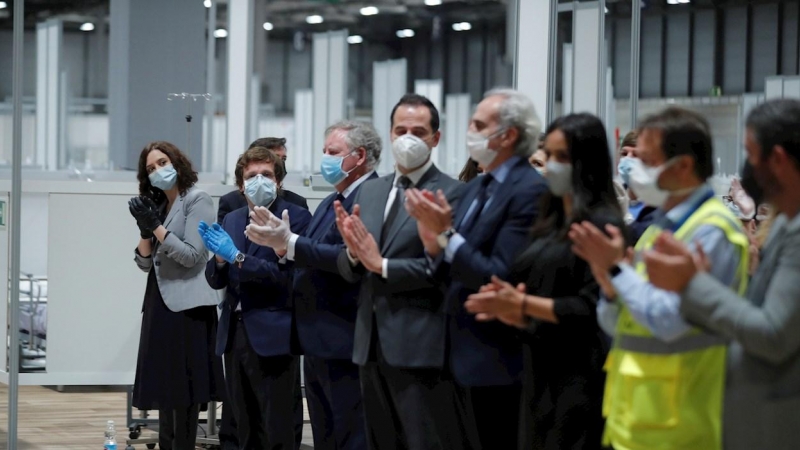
[104, 420, 117, 450]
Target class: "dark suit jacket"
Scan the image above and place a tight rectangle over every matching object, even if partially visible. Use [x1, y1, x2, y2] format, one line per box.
[337, 165, 463, 369]
[436, 157, 548, 386]
[291, 172, 379, 360]
[217, 188, 308, 224]
[205, 197, 312, 357]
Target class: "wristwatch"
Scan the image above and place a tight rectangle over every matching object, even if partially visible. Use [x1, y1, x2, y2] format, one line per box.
[437, 228, 458, 249]
[235, 252, 246, 267]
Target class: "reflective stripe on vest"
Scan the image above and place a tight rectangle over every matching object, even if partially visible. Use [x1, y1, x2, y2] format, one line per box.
[617, 333, 728, 355]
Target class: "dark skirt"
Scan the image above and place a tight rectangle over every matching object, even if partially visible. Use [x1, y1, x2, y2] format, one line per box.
[132, 269, 225, 410]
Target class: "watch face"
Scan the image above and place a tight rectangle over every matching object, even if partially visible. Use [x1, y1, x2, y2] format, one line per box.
[235, 252, 245, 262]
[436, 233, 449, 249]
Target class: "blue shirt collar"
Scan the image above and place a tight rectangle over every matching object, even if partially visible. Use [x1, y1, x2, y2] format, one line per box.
[486, 155, 521, 184]
[665, 183, 714, 222]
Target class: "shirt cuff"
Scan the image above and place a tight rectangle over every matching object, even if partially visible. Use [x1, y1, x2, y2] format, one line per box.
[609, 263, 638, 297]
[216, 261, 227, 269]
[346, 248, 359, 266]
[286, 234, 299, 261]
[444, 233, 466, 264]
[382, 258, 389, 279]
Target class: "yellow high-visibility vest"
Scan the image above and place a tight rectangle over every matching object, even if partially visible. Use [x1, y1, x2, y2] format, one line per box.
[602, 196, 749, 450]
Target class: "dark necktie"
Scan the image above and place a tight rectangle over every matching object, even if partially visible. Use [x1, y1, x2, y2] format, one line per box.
[381, 175, 411, 245]
[459, 173, 494, 235]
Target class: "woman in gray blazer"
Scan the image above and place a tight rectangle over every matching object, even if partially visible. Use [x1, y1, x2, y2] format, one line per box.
[128, 141, 225, 450]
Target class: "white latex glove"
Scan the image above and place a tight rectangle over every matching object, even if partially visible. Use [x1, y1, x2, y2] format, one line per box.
[245, 209, 293, 251]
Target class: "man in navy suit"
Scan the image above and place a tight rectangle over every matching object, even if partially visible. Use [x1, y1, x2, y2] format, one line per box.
[216, 138, 307, 450]
[201, 146, 312, 449]
[406, 88, 548, 450]
[246, 120, 382, 450]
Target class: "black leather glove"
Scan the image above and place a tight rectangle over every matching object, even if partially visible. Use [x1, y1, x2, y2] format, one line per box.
[129, 196, 162, 234]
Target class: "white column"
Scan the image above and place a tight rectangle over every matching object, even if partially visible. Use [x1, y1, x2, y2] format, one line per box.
[513, 0, 553, 122]
[312, 30, 349, 171]
[36, 19, 63, 171]
[573, 2, 602, 115]
[444, 94, 471, 176]
[226, 0, 255, 184]
[294, 90, 314, 178]
[372, 58, 407, 175]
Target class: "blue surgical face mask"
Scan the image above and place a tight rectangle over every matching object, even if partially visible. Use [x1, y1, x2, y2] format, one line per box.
[244, 174, 277, 207]
[320, 152, 358, 186]
[617, 156, 636, 187]
[149, 164, 178, 191]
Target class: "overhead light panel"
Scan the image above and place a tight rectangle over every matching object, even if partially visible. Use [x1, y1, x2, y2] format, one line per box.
[347, 35, 363, 44]
[360, 6, 379, 16]
[396, 29, 415, 38]
[80, 22, 95, 32]
[424, 0, 442, 5]
[203, 0, 211, 8]
[667, 0, 690, 3]
[306, 15, 324, 24]
[214, 28, 228, 38]
[263, 22, 273, 31]
[452, 22, 472, 31]
[0, 1, 8, 8]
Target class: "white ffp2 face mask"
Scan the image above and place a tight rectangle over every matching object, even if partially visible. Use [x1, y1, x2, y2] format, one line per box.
[627, 157, 694, 207]
[392, 134, 431, 170]
[466, 128, 506, 168]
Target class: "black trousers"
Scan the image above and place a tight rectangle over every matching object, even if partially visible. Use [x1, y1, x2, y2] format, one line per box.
[219, 369, 303, 450]
[158, 404, 200, 450]
[361, 327, 480, 450]
[458, 384, 522, 450]
[304, 356, 366, 450]
[225, 317, 299, 450]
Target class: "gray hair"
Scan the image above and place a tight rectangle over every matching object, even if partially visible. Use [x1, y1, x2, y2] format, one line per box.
[325, 120, 382, 169]
[484, 88, 542, 158]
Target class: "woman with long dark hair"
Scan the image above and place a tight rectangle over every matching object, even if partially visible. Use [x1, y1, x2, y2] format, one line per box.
[128, 141, 225, 450]
[465, 114, 625, 449]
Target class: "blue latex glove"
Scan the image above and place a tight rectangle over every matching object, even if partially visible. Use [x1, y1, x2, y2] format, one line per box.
[199, 221, 240, 263]
[198, 221, 217, 253]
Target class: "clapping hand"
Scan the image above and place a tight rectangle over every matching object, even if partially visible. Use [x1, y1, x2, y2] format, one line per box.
[128, 196, 161, 238]
[342, 214, 382, 274]
[334, 201, 362, 260]
[643, 231, 710, 292]
[465, 276, 529, 327]
[245, 208, 293, 252]
[198, 221, 240, 263]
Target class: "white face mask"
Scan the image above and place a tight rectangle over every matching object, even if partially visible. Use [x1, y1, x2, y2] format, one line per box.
[545, 161, 572, 197]
[392, 134, 431, 170]
[466, 128, 506, 168]
[627, 157, 693, 207]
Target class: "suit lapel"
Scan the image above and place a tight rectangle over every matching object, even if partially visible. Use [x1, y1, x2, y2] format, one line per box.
[307, 194, 335, 237]
[363, 175, 394, 242]
[163, 192, 184, 229]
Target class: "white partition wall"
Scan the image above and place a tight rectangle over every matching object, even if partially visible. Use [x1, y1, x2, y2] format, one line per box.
[562, 44, 573, 115]
[226, 0, 255, 184]
[373, 59, 407, 175]
[765, 76, 800, 100]
[513, 0, 553, 122]
[444, 94, 471, 177]
[36, 19, 64, 171]
[295, 90, 314, 177]
[312, 30, 349, 172]
[573, 2, 603, 115]
[414, 80, 443, 114]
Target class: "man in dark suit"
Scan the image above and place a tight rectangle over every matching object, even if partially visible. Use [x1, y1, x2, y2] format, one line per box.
[218, 137, 308, 224]
[406, 88, 548, 450]
[246, 120, 381, 450]
[201, 146, 312, 449]
[216, 138, 307, 450]
[331, 95, 477, 450]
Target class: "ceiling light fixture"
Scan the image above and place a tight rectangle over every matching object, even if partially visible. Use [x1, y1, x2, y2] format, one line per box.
[263, 22, 273, 31]
[360, 6, 379, 16]
[424, 0, 442, 5]
[79, 22, 95, 32]
[667, 0, 690, 4]
[0, 2, 7, 9]
[452, 22, 472, 31]
[347, 35, 364, 44]
[214, 28, 228, 38]
[203, 0, 211, 8]
[396, 29, 415, 38]
[306, 15, 324, 24]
